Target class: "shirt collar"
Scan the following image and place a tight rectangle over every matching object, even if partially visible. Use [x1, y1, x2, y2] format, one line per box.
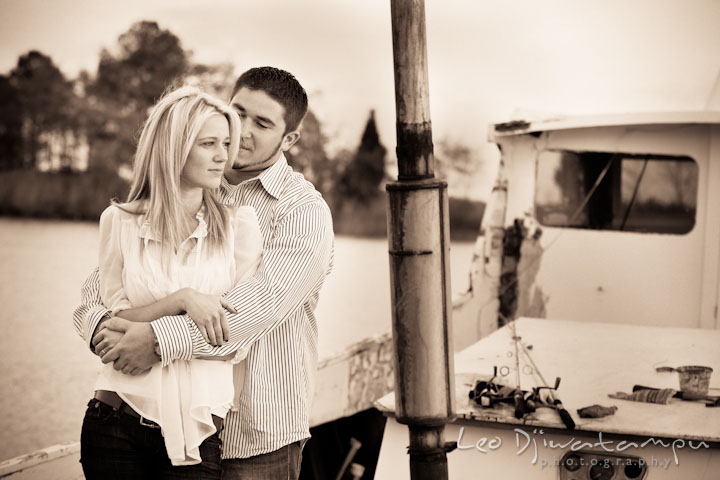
[138, 204, 208, 243]
[221, 154, 288, 200]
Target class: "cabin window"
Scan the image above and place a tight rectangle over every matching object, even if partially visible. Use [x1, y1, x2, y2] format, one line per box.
[534, 150, 698, 234]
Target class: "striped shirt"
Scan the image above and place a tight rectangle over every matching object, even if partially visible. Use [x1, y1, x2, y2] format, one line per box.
[73, 155, 335, 459]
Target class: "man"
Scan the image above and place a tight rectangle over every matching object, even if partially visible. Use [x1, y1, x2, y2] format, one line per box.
[74, 67, 334, 479]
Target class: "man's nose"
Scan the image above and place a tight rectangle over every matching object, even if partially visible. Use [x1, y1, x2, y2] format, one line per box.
[239, 118, 252, 138]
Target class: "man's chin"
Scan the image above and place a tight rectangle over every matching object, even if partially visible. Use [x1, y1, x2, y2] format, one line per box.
[233, 151, 259, 168]
[231, 163, 254, 171]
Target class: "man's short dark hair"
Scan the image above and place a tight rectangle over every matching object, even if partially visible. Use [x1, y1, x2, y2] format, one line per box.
[231, 67, 308, 134]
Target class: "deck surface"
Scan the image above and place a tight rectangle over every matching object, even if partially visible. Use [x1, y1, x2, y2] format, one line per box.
[377, 317, 720, 442]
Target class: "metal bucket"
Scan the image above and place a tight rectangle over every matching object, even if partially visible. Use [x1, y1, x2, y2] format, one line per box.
[676, 365, 713, 395]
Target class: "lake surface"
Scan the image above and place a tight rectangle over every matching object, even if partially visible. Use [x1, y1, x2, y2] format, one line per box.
[0, 217, 476, 461]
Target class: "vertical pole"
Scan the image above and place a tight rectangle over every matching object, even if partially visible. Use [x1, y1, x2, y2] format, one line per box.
[388, 1, 455, 479]
[390, 0, 434, 180]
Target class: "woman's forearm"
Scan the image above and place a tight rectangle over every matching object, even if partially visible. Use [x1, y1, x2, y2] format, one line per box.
[116, 290, 186, 323]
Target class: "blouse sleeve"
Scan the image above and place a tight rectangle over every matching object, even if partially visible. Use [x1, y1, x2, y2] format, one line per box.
[225, 206, 262, 364]
[230, 206, 263, 284]
[98, 206, 133, 316]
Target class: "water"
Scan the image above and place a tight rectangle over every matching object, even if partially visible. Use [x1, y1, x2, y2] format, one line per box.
[0, 218, 475, 461]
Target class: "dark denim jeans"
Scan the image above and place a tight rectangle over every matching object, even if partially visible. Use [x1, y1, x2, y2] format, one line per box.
[221, 439, 306, 480]
[80, 398, 222, 480]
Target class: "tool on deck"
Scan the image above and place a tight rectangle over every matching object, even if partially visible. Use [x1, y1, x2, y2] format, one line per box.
[468, 322, 576, 430]
[469, 373, 525, 409]
[468, 366, 501, 407]
[516, 334, 576, 430]
[632, 385, 720, 407]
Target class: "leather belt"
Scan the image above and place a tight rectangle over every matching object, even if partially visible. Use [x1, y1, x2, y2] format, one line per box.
[94, 390, 223, 432]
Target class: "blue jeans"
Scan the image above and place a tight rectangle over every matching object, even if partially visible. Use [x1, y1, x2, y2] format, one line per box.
[80, 398, 223, 480]
[221, 440, 306, 480]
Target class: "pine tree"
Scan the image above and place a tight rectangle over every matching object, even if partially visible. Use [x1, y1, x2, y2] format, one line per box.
[338, 110, 387, 202]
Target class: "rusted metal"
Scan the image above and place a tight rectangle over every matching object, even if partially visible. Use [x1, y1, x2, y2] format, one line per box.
[407, 426, 456, 480]
[386, 180, 455, 426]
[395, 122, 434, 179]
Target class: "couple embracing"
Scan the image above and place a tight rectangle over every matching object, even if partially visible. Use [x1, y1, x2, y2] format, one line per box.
[73, 67, 334, 479]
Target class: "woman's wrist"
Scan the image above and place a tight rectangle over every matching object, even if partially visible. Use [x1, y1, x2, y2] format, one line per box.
[173, 288, 189, 314]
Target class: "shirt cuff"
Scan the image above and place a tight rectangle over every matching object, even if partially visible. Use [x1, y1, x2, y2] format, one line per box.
[85, 306, 110, 351]
[150, 315, 194, 366]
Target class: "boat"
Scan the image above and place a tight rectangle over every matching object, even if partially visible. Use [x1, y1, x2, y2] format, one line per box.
[375, 110, 720, 479]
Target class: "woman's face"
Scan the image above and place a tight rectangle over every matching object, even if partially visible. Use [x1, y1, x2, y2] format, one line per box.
[181, 114, 230, 191]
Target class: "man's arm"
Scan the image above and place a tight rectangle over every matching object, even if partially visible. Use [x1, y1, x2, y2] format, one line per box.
[72, 267, 111, 353]
[74, 205, 131, 353]
[151, 201, 334, 364]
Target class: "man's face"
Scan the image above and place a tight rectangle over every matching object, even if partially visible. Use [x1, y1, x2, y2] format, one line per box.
[229, 87, 295, 169]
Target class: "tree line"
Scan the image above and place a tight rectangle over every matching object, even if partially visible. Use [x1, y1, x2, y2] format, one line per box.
[0, 20, 483, 237]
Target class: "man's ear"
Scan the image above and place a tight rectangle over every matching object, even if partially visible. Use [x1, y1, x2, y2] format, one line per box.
[280, 131, 301, 152]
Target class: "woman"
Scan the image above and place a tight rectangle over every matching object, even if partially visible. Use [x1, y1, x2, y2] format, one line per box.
[80, 86, 262, 479]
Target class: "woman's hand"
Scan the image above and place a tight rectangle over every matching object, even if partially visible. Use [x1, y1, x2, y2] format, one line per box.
[177, 288, 236, 346]
[92, 319, 123, 357]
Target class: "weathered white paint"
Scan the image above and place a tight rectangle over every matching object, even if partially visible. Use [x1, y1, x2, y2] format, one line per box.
[702, 128, 720, 329]
[490, 111, 720, 138]
[489, 114, 720, 329]
[310, 332, 394, 427]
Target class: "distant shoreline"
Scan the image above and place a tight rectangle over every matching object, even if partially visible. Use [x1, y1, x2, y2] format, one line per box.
[0, 170, 484, 240]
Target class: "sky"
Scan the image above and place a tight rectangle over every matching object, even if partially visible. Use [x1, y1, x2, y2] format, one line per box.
[2, 0, 719, 199]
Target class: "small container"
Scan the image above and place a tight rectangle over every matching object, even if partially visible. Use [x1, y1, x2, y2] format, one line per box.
[676, 366, 713, 396]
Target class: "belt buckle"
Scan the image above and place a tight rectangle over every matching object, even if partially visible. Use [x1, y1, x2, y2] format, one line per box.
[139, 416, 161, 429]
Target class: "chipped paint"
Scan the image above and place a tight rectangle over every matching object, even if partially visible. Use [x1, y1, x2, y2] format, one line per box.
[494, 120, 531, 133]
[347, 334, 395, 413]
[499, 216, 547, 326]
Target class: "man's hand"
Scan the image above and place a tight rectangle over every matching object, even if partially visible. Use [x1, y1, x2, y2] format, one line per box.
[99, 318, 160, 375]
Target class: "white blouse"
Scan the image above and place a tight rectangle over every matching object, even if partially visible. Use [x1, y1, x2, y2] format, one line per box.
[95, 201, 262, 466]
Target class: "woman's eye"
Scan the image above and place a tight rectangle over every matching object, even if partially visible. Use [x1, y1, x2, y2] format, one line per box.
[223, 141, 231, 149]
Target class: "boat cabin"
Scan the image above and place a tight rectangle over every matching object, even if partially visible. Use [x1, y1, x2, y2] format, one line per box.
[452, 111, 720, 352]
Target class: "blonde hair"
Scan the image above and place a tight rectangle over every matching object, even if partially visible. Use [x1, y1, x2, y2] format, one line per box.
[119, 85, 241, 259]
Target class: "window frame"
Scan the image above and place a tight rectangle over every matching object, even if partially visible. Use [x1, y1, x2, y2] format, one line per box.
[533, 149, 699, 235]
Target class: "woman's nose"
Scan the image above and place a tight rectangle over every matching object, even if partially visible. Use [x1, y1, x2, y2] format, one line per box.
[215, 145, 228, 161]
